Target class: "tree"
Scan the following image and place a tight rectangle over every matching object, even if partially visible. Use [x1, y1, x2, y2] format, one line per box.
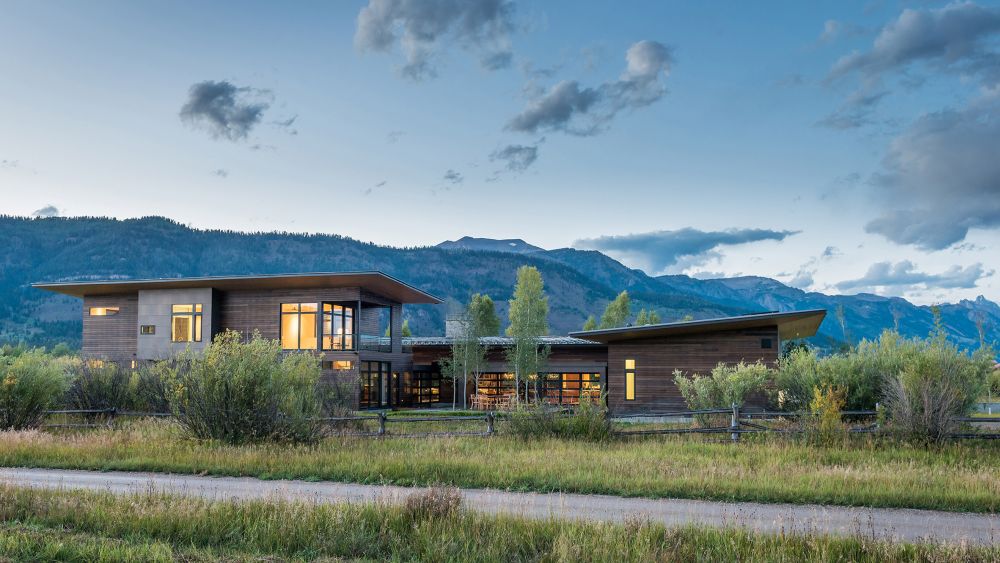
[582, 315, 597, 331]
[679, 314, 694, 322]
[648, 310, 662, 324]
[635, 309, 649, 326]
[468, 294, 501, 336]
[506, 266, 550, 402]
[599, 291, 631, 329]
[401, 319, 412, 337]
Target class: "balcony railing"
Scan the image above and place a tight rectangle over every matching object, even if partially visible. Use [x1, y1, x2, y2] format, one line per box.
[358, 335, 392, 353]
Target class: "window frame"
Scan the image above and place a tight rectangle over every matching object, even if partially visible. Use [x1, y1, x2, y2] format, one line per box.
[322, 302, 356, 351]
[171, 304, 203, 343]
[280, 303, 319, 350]
[625, 359, 636, 401]
[140, 325, 156, 335]
[89, 307, 120, 317]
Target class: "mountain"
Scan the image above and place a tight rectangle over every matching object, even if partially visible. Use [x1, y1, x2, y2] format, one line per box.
[436, 236, 544, 254]
[1, 216, 997, 351]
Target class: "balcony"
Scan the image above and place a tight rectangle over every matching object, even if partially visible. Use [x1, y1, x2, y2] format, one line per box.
[358, 334, 392, 353]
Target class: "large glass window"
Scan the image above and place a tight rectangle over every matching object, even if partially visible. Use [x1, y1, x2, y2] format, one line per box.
[476, 373, 515, 396]
[280, 303, 318, 350]
[360, 361, 391, 409]
[171, 304, 203, 343]
[322, 303, 355, 350]
[542, 373, 602, 405]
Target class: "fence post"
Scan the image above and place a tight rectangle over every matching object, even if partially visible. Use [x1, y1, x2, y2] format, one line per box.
[730, 402, 740, 444]
[486, 412, 495, 436]
[106, 407, 117, 429]
[377, 412, 387, 436]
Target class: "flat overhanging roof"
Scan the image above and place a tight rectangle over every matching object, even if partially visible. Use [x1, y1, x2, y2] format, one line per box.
[569, 309, 827, 343]
[32, 271, 443, 305]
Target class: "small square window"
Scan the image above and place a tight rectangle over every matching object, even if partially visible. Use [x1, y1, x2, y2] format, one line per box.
[625, 359, 635, 370]
[761, 338, 773, 349]
[140, 325, 155, 335]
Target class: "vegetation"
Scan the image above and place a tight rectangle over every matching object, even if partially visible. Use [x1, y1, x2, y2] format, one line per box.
[468, 292, 501, 336]
[65, 360, 131, 412]
[163, 330, 326, 444]
[3, 420, 999, 513]
[505, 265, 550, 401]
[0, 485, 994, 562]
[675, 361, 771, 424]
[634, 308, 661, 325]
[505, 395, 611, 442]
[441, 298, 490, 409]
[598, 290, 631, 329]
[582, 314, 597, 330]
[0, 348, 69, 430]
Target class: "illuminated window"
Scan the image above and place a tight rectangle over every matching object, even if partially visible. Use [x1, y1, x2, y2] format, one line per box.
[89, 307, 119, 316]
[322, 303, 355, 350]
[87, 359, 105, 368]
[140, 325, 155, 335]
[281, 303, 318, 350]
[171, 304, 203, 343]
[322, 360, 354, 371]
[625, 359, 635, 401]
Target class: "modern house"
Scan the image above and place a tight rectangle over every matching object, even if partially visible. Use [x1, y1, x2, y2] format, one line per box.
[34, 272, 826, 414]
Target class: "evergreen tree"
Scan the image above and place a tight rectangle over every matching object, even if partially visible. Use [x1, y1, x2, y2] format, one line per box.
[401, 319, 412, 337]
[648, 310, 662, 324]
[505, 266, 550, 401]
[468, 294, 501, 336]
[582, 315, 597, 331]
[599, 291, 631, 329]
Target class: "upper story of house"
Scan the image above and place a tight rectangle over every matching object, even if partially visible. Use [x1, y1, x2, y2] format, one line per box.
[33, 272, 442, 363]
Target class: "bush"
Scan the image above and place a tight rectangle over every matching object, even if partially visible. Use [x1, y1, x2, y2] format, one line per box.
[805, 385, 847, 445]
[675, 361, 771, 425]
[505, 394, 611, 441]
[66, 361, 131, 412]
[988, 367, 1000, 398]
[881, 335, 993, 444]
[0, 349, 70, 430]
[402, 487, 463, 521]
[164, 330, 325, 444]
[129, 362, 173, 413]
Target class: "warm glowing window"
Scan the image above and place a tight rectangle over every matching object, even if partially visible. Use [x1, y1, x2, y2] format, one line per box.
[171, 304, 203, 343]
[625, 359, 635, 401]
[281, 303, 318, 350]
[322, 303, 355, 350]
[89, 307, 119, 316]
[322, 360, 354, 370]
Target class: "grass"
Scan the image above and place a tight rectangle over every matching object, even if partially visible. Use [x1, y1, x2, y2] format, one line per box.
[1, 420, 999, 514]
[0, 484, 997, 562]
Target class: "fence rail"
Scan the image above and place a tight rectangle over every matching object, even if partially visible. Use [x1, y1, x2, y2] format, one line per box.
[29, 406, 1000, 441]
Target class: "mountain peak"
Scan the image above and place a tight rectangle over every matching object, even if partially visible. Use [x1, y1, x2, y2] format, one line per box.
[436, 236, 544, 254]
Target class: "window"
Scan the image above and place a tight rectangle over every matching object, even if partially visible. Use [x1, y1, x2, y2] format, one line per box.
[360, 361, 391, 408]
[171, 304, 203, 343]
[89, 307, 119, 316]
[281, 303, 318, 350]
[625, 359, 635, 401]
[140, 325, 155, 335]
[761, 338, 773, 349]
[542, 373, 602, 405]
[322, 303, 355, 350]
[322, 360, 354, 371]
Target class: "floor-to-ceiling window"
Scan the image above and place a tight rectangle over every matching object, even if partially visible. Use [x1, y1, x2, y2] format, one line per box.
[360, 361, 391, 409]
[322, 303, 355, 350]
[542, 372, 603, 405]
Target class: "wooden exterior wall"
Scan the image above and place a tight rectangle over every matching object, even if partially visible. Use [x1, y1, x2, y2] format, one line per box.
[81, 293, 139, 362]
[606, 327, 780, 415]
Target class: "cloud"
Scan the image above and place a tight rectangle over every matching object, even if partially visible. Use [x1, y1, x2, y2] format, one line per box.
[836, 260, 991, 293]
[865, 93, 1000, 249]
[212, 169, 228, 178]
[386, 130, 405, 143]
[443, 169, 464, 184]
[788, 269, 815, 289]
[506, 40, 673, 136]
[821, 246, 842, 258]
[818, 19, 866, 43]
[573, 227, 798, 275]
[31, 205, 59, 218]
[362, 180, 387, 196]
[0, 159, 18, 169]
[354, 0, 515, 80]
[489, 143, 539, 172]
[829, 2, 1000, 85]
[816, 88, 889, 129]
[273, 115, 298, 135]
[180, 81, 271, 141]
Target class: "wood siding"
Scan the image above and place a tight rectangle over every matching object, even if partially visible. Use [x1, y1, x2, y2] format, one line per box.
[82, 294, 138, 361]
[607, 327, 780, 415]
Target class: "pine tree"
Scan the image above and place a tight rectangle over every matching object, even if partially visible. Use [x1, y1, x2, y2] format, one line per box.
[599, 291, 631, 329]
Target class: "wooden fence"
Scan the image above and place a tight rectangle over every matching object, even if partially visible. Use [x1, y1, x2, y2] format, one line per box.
[32, 406, 1000, 441]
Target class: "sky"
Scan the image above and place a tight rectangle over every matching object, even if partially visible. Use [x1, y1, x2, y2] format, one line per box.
[1, 0, 998, 305]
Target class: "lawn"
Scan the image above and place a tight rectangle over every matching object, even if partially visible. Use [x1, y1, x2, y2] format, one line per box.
[0, 484, 995, 562]
[1, 420, 999, 514]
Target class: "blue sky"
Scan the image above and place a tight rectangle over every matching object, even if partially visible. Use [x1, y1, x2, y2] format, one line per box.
[1, 0, 998, 304]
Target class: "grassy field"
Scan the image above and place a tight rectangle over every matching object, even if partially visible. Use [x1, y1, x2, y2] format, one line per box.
[2, 420, 999, 514]
[0, 485, 996, 562]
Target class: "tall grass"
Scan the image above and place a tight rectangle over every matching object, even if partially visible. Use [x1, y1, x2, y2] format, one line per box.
[0, 485, 995, 562]
[2, 420, 998, 513]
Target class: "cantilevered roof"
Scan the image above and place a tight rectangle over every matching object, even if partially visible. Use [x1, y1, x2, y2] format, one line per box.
[569, 309, 826, 343]
[32, 272, 442, 304]
[404, 336, 602, 347]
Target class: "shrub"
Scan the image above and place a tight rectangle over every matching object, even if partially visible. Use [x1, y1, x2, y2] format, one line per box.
[806, 385, 847, 445]
[505, 394, 611, 441]
[402, 487, 463, 521]
[66, 361, 131, 412]
[988, 367, 1000, 398]
[164, 330, 325, 444]
[0, 349, 70, 430]
[675, 361, 771, 425]
[881, 336, 993, 444]
[129, 362, 173, 413]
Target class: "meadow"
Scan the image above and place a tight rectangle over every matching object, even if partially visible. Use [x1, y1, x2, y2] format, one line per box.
[1, 419, 998, 514]
[0, 484, 997, 562]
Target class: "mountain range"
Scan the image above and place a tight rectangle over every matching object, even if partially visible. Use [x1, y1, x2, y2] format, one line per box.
[1, 215, 997, 351]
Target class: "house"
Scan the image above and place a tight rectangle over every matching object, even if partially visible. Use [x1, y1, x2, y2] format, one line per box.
[35, 272, 826, 414]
